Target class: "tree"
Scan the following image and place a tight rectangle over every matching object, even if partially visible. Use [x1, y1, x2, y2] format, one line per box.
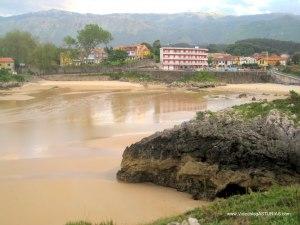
[77, 24, 112, 58]
[225, 43, 256, 56]
[0, 30, 37, 66]
[208, 56, 213, 66]
[292, 53, 300, 65]
[63, 35, 77, 49]
[152, 40, 161, 62]
[106, 48, 128, 62]
[32, 43, 60, 74]
[141, 42, 152, 51]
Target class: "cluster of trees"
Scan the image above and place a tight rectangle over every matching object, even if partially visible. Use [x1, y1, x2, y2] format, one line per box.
[63, 25, 161, 65]
[0, 30, 60, 73]
[0, 24, 114, 73]
[291, 53, 300, 65]
[63, 24, 113, 59]
[208, 39, 300, 59]
[0, 23, 163, 74]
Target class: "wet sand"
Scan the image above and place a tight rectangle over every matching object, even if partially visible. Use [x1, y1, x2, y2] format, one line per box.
[0, 80, 165, 101]
[0, 134, 205, 225]
[208, 83, 300, 94]
[0, 85, 210, 225]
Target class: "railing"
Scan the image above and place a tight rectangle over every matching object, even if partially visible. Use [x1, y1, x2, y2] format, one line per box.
[269, 70, 300, 85]
[163, 52, 208, 56]
[163, 62, 208, 66]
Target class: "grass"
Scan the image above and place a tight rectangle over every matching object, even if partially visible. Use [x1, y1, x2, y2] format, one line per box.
[282, 65, 300, 78]
[180, 71, 217, 83]
[146, 185, 300, 225]
[232, 90, 300, 125]
[65, 186, 299, 225]
[65, 221, 115, 225]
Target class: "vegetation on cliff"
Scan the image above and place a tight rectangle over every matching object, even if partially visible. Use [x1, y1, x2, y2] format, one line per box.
[180, 71, 217, 83]
[98, 71, 155, 82]
[168, 71, 220, 89]
[147, 185, 300, 225]
[117, 91, 299, 200]
[232, 90, 300, 124]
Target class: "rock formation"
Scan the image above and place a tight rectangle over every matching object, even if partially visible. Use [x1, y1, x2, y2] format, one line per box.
[117, 110, 300, 200]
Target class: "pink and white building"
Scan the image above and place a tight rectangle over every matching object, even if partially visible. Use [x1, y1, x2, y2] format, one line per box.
[160, 47, 208, 70]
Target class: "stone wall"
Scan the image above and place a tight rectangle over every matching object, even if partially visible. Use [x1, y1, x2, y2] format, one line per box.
[41, 70, 274, 84]
[143, 70, 273, 84]
[0, 81, 22, 89]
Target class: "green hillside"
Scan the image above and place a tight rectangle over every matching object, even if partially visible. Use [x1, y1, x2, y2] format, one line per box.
[208, 38, 300, 55]
[0, 10, 299, 46]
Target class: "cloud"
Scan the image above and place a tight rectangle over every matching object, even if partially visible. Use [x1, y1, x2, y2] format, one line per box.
[0, 0, 68, 15]
[0, 0, 300, 16]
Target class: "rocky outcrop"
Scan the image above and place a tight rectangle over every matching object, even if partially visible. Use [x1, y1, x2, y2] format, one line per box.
[117, 110, 300, 200]
[0, 81, 23, 89]
[167, 81, 225, 90]
[168, 218, 200, 225]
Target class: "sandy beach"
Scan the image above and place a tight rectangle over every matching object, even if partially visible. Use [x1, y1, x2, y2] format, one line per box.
[207, 83, 300, 94]
[1, 81, 299, 101]
[0, 80, 159, 101]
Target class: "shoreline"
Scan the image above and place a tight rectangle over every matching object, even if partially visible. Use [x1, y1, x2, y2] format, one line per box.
[0, 80, 299, 101]
[0, 80, 166, 101]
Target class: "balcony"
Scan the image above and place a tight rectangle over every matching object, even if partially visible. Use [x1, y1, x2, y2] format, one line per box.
[162, 52, 208, 56]
[162, 61, 208, 66]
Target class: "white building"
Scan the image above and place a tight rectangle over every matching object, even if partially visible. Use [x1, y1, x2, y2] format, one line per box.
[160, 47, 208, 71]
[239, 57, 257, 65]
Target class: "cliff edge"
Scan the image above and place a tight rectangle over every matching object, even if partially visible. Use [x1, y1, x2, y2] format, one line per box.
[117, 95, 300, 200]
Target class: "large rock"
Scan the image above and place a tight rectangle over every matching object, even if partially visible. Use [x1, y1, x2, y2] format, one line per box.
[117, 110, 300, 200]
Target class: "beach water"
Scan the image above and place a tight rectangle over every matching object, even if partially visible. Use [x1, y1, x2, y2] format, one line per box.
[0, 81, 296, 225]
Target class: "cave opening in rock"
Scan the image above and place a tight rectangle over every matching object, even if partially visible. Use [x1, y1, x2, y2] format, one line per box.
[216, 183, 247, 198]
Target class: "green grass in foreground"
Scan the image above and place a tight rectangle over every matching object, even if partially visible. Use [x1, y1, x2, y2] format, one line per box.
[180, 71, 217, 83]
[147, 185, 300, 225]
[65, 220, 114, 225]
[232, 90, 300, 124]
[65, 186, 299, 225]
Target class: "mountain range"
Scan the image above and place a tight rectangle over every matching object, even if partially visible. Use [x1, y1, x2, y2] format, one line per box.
[0, 9, 299, 46]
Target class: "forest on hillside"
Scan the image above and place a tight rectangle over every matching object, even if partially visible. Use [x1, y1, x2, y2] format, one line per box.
[208, 38, 300, 56]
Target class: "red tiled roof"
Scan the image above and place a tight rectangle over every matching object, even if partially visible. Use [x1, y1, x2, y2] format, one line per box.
[0, 57, 14, 63]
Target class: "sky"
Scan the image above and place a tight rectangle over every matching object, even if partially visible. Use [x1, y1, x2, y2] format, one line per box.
[0, 0, 300, 16]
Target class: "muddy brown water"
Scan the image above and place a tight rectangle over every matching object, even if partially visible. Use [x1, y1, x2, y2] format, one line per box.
[0, 87, 252, 225]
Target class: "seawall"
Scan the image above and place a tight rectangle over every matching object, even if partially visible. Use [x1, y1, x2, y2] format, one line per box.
[40, 70, 275, 84]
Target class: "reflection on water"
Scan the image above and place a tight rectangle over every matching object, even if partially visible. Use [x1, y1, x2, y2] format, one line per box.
[0, 88, 245, 160]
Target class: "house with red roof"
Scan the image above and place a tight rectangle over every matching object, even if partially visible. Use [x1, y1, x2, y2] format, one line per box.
[0, 58, 15, 72]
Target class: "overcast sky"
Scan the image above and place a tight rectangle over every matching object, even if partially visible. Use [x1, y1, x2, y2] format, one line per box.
[1, 0, 300, 16]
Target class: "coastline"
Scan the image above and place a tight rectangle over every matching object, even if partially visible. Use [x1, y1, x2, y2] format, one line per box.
[0, 80, 166, 101]
[1, 80, 299, 101]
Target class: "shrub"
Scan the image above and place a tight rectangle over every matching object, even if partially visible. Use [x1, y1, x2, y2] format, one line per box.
[181, 71, 217, 83]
